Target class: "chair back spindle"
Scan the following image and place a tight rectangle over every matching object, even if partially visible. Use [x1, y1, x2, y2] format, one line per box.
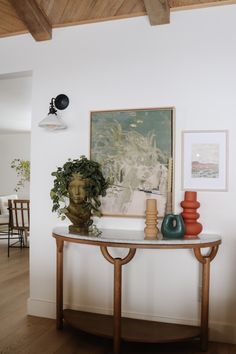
[8, 199, 30, 256]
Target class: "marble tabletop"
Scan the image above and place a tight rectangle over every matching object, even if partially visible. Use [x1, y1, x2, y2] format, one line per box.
[53, 226, 221, 247]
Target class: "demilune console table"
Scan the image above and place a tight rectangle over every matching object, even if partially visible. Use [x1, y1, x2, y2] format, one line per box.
[53, 226, 221, 354]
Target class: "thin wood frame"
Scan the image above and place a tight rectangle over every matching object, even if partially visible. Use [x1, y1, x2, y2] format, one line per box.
[182, 130, 228, 191]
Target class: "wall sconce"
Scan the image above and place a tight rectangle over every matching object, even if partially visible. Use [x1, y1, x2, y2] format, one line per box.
[38, 94, 69, 130]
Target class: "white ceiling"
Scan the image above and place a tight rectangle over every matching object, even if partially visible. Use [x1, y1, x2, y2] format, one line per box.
[0, 71, 32, 134]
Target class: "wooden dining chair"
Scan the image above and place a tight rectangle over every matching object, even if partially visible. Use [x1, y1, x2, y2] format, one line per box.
[0, 194, 18, 239]
[8, 199, 30, 257]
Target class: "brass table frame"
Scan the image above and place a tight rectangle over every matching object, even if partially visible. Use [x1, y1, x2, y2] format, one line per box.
[53, 227, 221, 354]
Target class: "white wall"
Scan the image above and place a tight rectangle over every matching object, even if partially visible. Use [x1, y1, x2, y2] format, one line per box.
[0, 73, 32, 133]
[0, 5, 236, 343]
[0, 133, 31, 198]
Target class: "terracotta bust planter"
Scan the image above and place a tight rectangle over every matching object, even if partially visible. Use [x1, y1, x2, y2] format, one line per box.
[66, 173, 91, 234]
[50, 156, 109, 235]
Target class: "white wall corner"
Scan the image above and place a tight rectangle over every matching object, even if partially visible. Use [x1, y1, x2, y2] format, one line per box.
[27, 297, 56, 319]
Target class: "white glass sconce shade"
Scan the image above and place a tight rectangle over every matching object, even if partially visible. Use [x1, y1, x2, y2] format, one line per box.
[38, 94, 69, 130]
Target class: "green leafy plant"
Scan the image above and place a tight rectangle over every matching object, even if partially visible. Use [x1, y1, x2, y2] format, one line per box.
[11, 158, 30, 192]
[50, 156, 109, 220]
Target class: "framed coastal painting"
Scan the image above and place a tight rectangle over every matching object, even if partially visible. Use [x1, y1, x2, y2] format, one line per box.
[90, 107, 174, 218]
[182, 130, 228, 191]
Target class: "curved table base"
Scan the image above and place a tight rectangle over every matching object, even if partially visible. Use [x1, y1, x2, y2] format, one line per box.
[54, 228, 221, 354]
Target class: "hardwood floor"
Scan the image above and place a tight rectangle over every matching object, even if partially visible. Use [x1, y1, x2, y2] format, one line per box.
[0, 240, 235, 354]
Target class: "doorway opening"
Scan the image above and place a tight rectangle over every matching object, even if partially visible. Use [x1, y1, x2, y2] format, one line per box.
[0, 70, 32, 254]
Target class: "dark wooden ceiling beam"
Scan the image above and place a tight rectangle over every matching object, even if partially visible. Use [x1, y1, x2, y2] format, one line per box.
[143, 0, 170, 25]
[10, 0, 52, 41]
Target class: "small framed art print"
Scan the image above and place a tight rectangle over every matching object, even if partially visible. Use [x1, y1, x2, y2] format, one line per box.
[182, 130, 228, 191]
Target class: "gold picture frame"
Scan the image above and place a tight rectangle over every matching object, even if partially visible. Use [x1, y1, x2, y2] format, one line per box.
[90, 107, 175, 218]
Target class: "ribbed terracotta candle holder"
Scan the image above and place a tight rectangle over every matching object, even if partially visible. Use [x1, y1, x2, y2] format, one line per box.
[180, 191, 203, 239]
[144, 199, 159, 240]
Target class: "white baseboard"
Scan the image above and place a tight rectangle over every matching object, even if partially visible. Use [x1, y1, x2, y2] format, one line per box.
[27, 298, 236, 344]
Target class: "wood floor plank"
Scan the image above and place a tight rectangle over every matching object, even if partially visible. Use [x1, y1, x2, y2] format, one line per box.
[0, 240, 235, 354]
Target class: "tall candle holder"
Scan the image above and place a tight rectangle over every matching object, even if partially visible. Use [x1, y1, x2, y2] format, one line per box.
[166, 157, 173, 214]
[144, 199, 159, 240]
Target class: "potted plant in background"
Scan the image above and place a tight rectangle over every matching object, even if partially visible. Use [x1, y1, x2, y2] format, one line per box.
[11, 158, 30, 192]
[50, 156, 109, 234]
